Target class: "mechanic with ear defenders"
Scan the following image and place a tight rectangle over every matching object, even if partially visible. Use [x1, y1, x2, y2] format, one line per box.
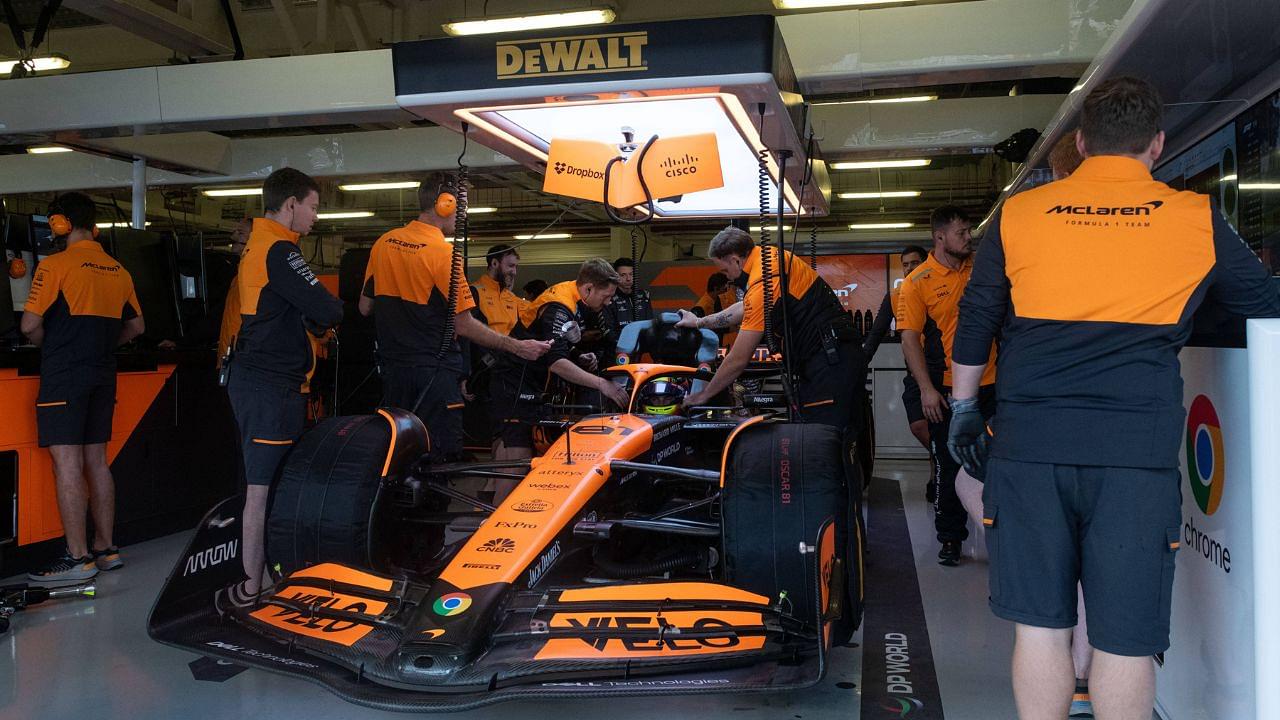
[359, 172, 550, 463]
[680, 225, 865, 433]
[489, 259, 631, 468]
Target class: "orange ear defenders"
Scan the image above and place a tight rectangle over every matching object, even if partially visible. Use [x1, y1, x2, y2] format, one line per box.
[435, 177, 458, 218]
[48, 212, 99, 239]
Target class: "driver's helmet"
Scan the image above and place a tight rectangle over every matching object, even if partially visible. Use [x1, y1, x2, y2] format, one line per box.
[639, 376, 686, 415]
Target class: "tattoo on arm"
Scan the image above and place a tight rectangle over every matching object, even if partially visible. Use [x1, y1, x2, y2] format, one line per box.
[702, 311, 734, 329]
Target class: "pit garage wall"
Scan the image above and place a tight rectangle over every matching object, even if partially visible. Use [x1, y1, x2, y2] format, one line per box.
[1156, 318, 1280, 720]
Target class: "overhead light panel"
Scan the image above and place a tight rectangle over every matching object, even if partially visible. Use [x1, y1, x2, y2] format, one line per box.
[1240, 183, 1280, 191]
[202, 187, 262, 197]
[27, 145, 73, 154]
[831, 158, 931, 170]
[96, 221, 151, 228]
[815, 95, 937, 106]
[838, 190, 921, 199]
[467, 207, 498, 214]
[750, 225, 793, 232]
[0, 54, 70, 74]
[443, 8, 616, 37]
[514, 233, 571, 240]
[849, 222, 914, 230]
[317, 211, 375, 220]
[339, 181, 421, 191]
[774, 0, 915, 8]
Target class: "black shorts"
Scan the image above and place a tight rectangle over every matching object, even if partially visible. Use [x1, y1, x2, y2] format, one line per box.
[983, 458, 1182, 656]
[901, 374, 924, 425]
[796, 340, 866, 433]
[36, 383, 115, 447]
[381, 364, 464, 462]
[228, 378, 308, 487]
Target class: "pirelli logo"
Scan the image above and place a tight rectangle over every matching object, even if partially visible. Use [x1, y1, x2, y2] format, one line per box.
[497, 32, 647, 79]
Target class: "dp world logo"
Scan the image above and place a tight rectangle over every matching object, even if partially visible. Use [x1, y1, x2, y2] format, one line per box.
[881, 698, 924, 718]
[1186, 394, 1225, 515]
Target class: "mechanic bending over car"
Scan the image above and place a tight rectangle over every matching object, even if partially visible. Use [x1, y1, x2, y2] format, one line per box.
[677, 225, 865, 433]
[359, 174, 550, 464]
[489, 259, 630, 479]
[948, 77, 1280, 720]
[220, 168, 344, 612]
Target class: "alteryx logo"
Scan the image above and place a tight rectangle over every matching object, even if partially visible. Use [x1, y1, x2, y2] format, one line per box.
[1185, 394, 1224, 515]
[881, 697, 924, 718]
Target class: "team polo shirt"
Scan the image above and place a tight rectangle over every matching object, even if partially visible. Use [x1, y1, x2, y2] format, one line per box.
[25, 239, 140, 387]
[892, 284, 947, 380]
[954, 155, 1280, 468]
[362, 221, 475, 374]
[218, 274, 241, 365]
[497, 280, 584, 393]
[899, 252, 998, 387]
[235, 218, 344, 392]
[740, 245, 851, 359]
[470, 273, 520, 336]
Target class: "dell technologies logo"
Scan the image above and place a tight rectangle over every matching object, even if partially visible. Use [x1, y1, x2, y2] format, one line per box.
[1046, 200, 1164, 216]
[553, 161, 604, 180]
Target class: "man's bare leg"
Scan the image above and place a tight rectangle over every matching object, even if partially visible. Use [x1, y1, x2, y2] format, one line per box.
[240, 484, 270, 594]
[49, 445, 89, 557]
[82, 443, 115, 552]
[1012, 624, 1074, 720]
[1072, 587, 1093, 681]
[1089, 649, 1154, 720]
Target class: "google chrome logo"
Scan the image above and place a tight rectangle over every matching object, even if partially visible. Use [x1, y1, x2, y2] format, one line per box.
[1186, 395, 1224, 515]
[433, 592, 472, 617]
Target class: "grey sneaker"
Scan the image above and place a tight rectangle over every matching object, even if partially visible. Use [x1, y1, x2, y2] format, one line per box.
[93, 546, 123, 571]
[28, 552, 99, 585]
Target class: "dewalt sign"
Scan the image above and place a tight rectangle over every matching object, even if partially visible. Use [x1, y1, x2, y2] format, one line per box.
[496, 32, 647, 80]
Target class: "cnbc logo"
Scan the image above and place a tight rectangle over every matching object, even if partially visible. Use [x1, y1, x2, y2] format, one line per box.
[1185, 394, 1224, 515]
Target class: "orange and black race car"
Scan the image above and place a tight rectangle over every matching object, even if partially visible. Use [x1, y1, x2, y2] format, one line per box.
[148, 320, 865, 712]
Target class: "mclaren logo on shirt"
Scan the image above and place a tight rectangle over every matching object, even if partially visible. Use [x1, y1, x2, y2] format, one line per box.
[497, 32, 647, 79]
[1045, 200, 1164, 216]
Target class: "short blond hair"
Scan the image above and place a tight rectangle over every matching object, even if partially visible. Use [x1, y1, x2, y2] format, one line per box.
[577, 257, 621, 288]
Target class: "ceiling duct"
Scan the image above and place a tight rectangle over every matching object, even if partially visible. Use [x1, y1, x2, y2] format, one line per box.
[392, 15, 829, 219]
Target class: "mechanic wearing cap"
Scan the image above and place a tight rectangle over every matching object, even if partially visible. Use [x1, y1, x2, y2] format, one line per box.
[899, 206, 998, 567]
[490, 258, 630, 471]
[465, 244, 525, 451]
[20, 191, 144, 584]
[681, 226, 864, 431]
[221, 168, 344, 611]
[948, 77, 1280, 720]
[360, 174, 550, 464]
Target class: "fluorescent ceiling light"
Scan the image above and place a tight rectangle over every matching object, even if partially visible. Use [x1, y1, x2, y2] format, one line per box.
[749, 225, 793, 232]
[202, 187, 261, 197]
[317, 211, 375, 220]
[27, 145, 73, 154]
[443, 8, 616, 37]
[1240, 183, 1280, 190]
[457, 94, 801, 217]
[96, 221, 151, 228]
[339, 181, 421, 191]
[467, 206, 498, 214]
[831, 158, 931, 170]
[849, 222, 914, 230]
[816, 95, 937, 106]
[514, 233, 572, 240]
[838, 190, 921, 199]
[774, 0, 915, 8]
[0, 54, 70, 74]
[1221, 174, 1238, 182]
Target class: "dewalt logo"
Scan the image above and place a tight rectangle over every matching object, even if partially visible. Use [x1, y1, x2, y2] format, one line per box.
[497, 32, 647, 80]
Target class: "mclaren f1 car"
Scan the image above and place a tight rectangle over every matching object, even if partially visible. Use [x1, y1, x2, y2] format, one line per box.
[148, 316, 866, 711]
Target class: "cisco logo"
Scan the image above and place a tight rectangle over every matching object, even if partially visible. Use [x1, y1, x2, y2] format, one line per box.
[659, 153, 700, 178]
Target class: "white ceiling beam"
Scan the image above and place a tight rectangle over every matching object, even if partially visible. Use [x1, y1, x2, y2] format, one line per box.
[62, 0, 234, 56]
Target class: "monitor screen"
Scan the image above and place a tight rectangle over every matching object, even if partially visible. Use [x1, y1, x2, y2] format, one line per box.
[107, 228, 182, 342]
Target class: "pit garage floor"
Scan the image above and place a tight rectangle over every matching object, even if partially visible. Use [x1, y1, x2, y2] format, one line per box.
[1, 461, 1041, 719]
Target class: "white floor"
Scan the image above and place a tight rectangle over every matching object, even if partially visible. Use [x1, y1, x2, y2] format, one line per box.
[1, 460, 1041, 719]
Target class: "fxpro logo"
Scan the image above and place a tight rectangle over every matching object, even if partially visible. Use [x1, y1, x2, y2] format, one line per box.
[1184, 394, 1232, 574]
[497, 32, 647, 79]
[881, 632, 925, 718]
[1046, 200, 1163, 216]
[552, 161, 605, 180]
[658, 153, 700, 178]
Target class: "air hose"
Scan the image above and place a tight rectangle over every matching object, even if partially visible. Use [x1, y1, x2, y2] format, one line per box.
[757, 106, 778, 356]
[602, 134, 659, 225]
[591, 543, 712, 579]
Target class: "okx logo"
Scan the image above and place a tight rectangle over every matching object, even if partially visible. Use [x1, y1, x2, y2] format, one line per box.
[881, 697, 924, 718]
[1186, 394, 1224, 515]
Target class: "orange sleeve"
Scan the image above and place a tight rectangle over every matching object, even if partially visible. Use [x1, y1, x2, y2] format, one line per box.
[898, 278, 927, 333]
[434, 249, 476, 314]
[741, 280, 765, 333]
[123, 272, 141, 318]
[891, 287, 905, 324]
[362, 241, 379, 297]
[24, 261, 60, 315]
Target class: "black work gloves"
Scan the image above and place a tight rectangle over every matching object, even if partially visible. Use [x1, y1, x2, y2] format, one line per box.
[947, 396, 988, 480]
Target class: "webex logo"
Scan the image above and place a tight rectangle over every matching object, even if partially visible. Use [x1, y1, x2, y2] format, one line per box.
[497, 32, 647, 79]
